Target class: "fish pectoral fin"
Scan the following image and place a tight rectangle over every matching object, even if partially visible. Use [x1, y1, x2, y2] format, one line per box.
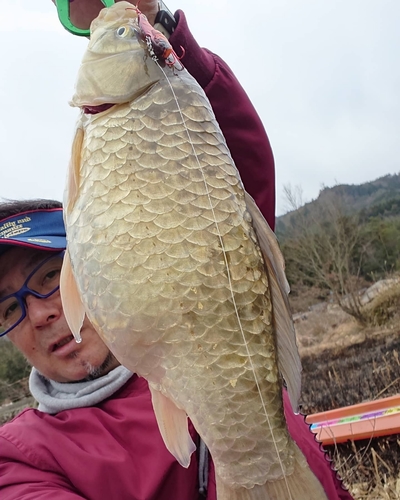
[244, 192, 301, 412]
[65, 123, 84, 213]
[149, 385, 196, 468]
[59, 249, 85, 342]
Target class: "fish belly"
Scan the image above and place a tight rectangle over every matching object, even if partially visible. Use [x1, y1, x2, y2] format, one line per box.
[66, 70, 294, 488]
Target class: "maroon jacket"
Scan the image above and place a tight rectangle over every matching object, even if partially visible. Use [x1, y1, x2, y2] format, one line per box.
[0, 376, 351, 500]
[0, 10, 352, 500]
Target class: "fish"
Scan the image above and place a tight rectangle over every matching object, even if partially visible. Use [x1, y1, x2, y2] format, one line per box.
[60, 3, 328, 499]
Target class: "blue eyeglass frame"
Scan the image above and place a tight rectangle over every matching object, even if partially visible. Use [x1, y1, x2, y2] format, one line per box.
[55, 0, 116, 37]
[0, 250, 65, 338]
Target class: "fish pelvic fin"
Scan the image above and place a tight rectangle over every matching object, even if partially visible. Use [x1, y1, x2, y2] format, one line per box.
[149, 384, 196, 468]
[215, 444, 328, 500]
[59, 249, 85, 342]
[244, 192, 301, 413]
[65, 123, 84, 214]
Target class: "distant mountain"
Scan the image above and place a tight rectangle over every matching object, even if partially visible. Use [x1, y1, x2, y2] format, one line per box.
[276, 173, 400, 239]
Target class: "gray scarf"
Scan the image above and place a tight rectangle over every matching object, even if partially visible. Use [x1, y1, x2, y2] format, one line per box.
[29, 365, 133, 414]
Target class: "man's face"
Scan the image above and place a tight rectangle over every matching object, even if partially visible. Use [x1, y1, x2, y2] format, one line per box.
[0, 247, 119, 383]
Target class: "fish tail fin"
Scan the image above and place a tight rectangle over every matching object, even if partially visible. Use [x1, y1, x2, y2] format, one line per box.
[215, 444, 328, 500]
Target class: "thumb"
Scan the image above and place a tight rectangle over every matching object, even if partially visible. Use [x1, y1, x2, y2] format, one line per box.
[133, 0, 159, 25]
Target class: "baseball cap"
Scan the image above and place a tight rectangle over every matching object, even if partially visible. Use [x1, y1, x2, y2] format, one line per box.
[0, 209, 66, 256]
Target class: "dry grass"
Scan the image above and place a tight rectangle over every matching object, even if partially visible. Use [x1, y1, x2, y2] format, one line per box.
[327, 437, 400, 499]
[296, 282, 400, 499]
[363, 282, 400, 326]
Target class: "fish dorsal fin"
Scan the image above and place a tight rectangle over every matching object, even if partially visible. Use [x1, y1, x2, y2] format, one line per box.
[65, 123, 84, 214]
[149, 384, 196, 468]
[60, 249, 85, 342]
[244, 192, 301, 412]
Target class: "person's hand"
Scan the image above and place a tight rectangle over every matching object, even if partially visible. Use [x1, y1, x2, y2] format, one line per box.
[131, 0, 159, 25]
[52, 0, 160, 30]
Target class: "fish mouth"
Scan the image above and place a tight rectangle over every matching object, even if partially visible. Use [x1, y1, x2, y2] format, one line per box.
[83, 103, 115, 115]
[75, 80, 158, 113]
[50, 334, 75, 353]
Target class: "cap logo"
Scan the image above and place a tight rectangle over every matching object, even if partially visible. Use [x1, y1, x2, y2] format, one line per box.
[27, 238, 52, 244]
[0, 216, 32, 239]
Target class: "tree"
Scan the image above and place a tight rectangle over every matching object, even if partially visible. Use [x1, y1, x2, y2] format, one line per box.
[0, 339, 30, 383]
[361, 217, 400, 279]
[280, 185, 370, 324]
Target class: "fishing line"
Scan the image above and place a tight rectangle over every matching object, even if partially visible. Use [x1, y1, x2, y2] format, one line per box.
[154, 59, 294, 499]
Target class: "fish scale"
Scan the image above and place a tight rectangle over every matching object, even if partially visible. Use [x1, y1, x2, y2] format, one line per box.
[61, 3, 328, 499]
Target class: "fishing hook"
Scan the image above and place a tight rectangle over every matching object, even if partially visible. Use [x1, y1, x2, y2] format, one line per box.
[126, 4, 184, 69]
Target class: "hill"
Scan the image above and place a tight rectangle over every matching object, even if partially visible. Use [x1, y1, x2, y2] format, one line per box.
[276, 173, 400, 239]
[274, 173, 400, 320]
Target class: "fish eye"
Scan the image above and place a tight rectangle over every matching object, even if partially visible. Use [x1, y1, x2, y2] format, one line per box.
[116, 26, 130, 38]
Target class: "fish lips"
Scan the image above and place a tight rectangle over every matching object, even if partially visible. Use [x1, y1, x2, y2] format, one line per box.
[82, 103, 115, 115]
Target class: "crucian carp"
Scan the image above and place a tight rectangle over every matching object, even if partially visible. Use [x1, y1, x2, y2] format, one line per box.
[60, 3, 328, 499]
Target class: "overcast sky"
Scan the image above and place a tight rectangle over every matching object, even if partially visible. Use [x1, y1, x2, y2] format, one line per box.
[1, 0, 399, 215]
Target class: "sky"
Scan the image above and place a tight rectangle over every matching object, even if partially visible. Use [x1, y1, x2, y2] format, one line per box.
[1, 0, 399, 215]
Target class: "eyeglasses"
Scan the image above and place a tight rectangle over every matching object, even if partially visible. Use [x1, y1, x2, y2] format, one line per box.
[0, 251, 65, 338]
[55, 0, 116, 37]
